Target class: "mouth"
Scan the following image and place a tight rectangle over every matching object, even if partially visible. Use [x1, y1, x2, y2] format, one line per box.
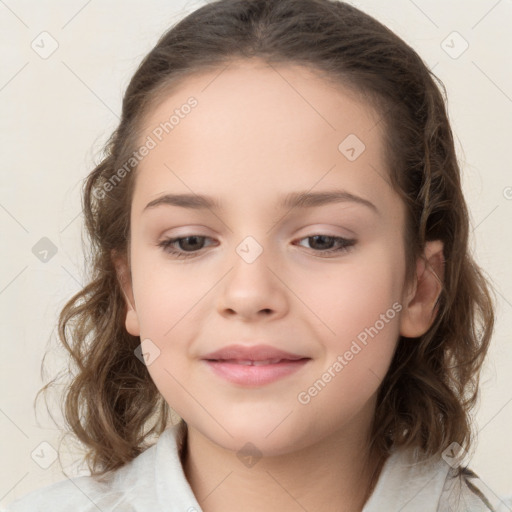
[201, 343, 309, 362]
[205, 357, 310, 365]
[203, 357, 311, 386]
[200, 343, 311, 386]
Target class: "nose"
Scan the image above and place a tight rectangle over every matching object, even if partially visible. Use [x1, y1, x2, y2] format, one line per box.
[216, 243, 289, 322]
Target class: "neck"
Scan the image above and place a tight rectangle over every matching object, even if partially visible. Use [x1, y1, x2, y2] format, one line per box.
[178, 408, 388, 512]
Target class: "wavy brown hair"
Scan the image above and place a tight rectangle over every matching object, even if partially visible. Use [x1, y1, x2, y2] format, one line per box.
[37, 0, 496, 478]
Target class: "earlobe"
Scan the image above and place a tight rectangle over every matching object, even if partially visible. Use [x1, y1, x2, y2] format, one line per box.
[111, 249, 141, 337]
[399, 240, 445, 338]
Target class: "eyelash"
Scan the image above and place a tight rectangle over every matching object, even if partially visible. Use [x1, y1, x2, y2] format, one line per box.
[157, 234, 356, 259]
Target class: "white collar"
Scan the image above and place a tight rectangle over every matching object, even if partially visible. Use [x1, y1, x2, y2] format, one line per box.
[155, 423, 454, 512]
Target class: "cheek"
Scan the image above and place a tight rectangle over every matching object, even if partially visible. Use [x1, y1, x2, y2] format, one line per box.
[131, 247, 208, 337]
[295, 247, 404, 393]
[129, 249, 212, 398]
[295, 245, 404, 342]
[296, 272, 401, 420]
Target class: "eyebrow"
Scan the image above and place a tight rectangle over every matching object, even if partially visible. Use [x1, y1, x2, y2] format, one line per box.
[143, 189, 379, 215]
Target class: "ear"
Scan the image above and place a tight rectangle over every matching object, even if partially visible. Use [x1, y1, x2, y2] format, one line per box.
[111, 249, 140, 337]
[399, 240, 445, 338]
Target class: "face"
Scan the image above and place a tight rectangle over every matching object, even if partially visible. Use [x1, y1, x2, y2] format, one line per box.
[116, 59, 426, 456]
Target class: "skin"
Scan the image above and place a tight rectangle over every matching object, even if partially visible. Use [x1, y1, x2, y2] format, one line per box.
[114, 58, 445, 512]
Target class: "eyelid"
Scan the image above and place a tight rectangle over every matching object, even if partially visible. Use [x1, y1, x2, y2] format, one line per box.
[293, 224, 357, 239]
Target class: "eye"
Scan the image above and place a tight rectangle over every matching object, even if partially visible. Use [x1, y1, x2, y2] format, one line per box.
[294, 234, 356, 256]
[157, 235, 216, 259]
[157, 233, 356, 260]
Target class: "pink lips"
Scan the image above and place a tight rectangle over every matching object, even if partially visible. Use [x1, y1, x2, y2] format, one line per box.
[201, 344, 311, 387]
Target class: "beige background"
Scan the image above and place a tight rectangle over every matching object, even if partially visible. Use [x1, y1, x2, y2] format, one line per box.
[1, 0, 511, 506]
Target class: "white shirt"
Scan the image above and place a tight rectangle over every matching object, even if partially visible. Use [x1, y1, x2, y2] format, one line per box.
[4, 422, 511, 512]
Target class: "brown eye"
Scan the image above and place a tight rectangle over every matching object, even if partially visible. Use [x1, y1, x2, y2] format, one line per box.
[295, 235, 356, 256]
[174, 236, 206, 252]
[158, 235, 215, 259]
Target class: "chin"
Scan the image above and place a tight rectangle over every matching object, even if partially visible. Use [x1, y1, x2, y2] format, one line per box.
[200, 416, 314, 457]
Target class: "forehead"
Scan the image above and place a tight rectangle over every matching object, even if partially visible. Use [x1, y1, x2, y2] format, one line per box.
[132, 58, 396, 216]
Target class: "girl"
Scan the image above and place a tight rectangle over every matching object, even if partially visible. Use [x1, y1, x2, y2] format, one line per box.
[5, 0, 511, 510]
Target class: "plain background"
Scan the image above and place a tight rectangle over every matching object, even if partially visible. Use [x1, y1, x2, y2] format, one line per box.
[1, 0, 511, 506]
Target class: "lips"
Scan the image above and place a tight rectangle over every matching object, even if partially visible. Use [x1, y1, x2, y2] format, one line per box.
[201, 344, 311, 386]
[201, 344, 309, 363]
[214, 358, 289, 366]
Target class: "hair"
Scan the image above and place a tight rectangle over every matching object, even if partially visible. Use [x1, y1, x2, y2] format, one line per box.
[37, 0, 496, 479]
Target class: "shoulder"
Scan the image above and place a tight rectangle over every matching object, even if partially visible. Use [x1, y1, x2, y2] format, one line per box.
[363, 445, 512, 512]
[3, 475, 129, 512]
[3, 423, 197, 512]
[439, 466, 512, 512]
[4, 433, 164, 512]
